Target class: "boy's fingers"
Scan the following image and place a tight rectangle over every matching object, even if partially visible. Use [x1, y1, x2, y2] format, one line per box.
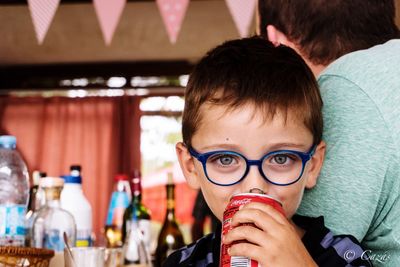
[228, 242, 269, 264]
[223, 225, 267, 245]
[229, 208, 283, 236]
[242, 201, 287, 223]
[231, 202, 287, 229]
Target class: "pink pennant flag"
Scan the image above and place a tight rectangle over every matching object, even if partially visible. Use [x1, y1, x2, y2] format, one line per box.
[157, 0, 190, 44]
[27, 0, 60, 44]
[225, 0, 257, 38]
[94, 0, 126, 46]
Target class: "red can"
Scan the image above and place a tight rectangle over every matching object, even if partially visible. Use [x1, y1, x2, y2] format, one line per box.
[220, 193, 285, 267]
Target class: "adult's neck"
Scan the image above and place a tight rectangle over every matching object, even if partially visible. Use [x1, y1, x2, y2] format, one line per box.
[283, 40, 330, 77]
[307, 60, 328, 78]
[293, 47, 330, 78]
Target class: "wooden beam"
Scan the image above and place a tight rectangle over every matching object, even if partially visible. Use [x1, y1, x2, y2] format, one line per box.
[0, 61, 194, 89]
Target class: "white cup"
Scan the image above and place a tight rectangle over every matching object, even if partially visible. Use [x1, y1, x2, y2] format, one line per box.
[64, 247, 105, 267]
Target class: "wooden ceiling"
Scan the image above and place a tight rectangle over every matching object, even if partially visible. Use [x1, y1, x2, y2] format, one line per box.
[0, 0, 398, 68]
[0, 0, 250, 66]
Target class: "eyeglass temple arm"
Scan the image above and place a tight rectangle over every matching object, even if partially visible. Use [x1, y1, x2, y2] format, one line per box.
[187, 145, 201, 159]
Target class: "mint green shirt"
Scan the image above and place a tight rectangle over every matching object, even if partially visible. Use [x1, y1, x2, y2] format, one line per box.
[297, 40, 400, 266]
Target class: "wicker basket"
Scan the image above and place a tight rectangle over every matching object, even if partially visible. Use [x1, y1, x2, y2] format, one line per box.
[0, 246, 54, 267]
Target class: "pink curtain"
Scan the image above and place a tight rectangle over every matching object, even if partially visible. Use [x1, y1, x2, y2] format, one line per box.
[0, 95, 141, 239]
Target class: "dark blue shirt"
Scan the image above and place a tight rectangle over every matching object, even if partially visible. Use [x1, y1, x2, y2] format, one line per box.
[163, 215, 372, 267]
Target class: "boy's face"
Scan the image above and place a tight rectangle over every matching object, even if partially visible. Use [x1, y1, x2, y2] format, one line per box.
[177, 103, 325, 221]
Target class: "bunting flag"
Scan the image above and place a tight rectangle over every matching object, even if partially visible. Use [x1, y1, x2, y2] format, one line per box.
[156, 0, 190, 44]
[93, 0, 126, 46]
[27, 0, 60, 44]
[225, 0, 257, 38]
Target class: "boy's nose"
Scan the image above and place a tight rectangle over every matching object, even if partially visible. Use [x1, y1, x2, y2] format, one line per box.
[240, 166, 269, 193]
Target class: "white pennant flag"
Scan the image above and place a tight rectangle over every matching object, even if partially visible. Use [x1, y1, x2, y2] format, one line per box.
[157, 0, 190, 44]
[28, 0, 60, 44]
[225, 0, 257, 38]
[94, 0, 126, 45]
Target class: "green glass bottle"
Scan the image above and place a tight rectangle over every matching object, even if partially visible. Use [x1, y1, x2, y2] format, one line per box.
[122, 170, 152, 260]
[155, 172, 185, 267]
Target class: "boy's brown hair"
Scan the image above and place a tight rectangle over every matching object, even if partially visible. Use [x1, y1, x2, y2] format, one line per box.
[258, 0, 400, 65]
[182, 37, 323, 148]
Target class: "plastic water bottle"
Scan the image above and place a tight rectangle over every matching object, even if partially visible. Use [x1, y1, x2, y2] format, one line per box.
[0, 135, 30, 246]
[60, 165, 93, 247]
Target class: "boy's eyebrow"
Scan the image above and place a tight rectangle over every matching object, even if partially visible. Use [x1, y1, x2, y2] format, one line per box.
[198, 142, 311, 152]
[198, 143, 241, 151]
[267, 142, 312, 151]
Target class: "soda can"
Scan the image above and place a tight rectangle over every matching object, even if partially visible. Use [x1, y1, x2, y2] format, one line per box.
[220, 193, 285, 267]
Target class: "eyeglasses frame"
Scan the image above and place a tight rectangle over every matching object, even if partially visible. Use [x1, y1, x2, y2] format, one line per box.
[188, 145, 317, 187]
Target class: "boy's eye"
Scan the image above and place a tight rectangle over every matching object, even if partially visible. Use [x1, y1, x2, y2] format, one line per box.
[273, 155, 289, 164]
[269, 153, 299, 165]
[219, 155, 234, 165]
[209, 154, 239, 166]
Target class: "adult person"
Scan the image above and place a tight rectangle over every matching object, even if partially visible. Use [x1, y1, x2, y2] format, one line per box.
[258, 1, 400, 266]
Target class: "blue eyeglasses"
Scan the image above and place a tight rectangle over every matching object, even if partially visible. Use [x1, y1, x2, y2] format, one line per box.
[188, 145, 316, 186]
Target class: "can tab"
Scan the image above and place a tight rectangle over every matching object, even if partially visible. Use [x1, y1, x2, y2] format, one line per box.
[249, 188, 264, 194]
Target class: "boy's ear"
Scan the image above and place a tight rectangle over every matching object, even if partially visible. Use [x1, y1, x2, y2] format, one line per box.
[176, 142, 201, 190]
[305, 141, 326, 189]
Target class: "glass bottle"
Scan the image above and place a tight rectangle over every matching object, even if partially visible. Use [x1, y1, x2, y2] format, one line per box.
[122, 170, 151, 252]
[34, 171, 47, 209]
[105, 174, 132, 247]
[155, 172, 185, 267]
[32, 177, 76, 252]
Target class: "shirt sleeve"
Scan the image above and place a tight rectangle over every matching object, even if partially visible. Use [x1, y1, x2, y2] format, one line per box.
[296, 75, 400, 266]
[293, 215, 372, 267]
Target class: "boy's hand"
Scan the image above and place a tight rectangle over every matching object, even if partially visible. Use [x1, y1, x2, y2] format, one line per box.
[222, 202, 317, 267]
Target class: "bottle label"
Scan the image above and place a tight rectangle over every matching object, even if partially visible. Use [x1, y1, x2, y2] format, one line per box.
[106, 192, 130, 225]
[44, 229, 64, 252]
[166, 199, 175, 210]
[124, 221, 151, 265]
[76, 228, 92, 247]
[127, 219, 151, 253]
[0, 204, 26, 246]
[125, 222, 140, 262]
[43, 229, 74, 252]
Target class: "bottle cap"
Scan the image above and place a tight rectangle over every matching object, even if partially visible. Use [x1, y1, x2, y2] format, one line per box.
[114, 174, 129, 181]
[61, 175, 82, 184]
[40, 177, 64, 188]
[70, 165, 81, 172]
[132, 169, 141, 178]
[131, 170, 142, 196]
[0, 135, 16, 149]
[70, 165, 81, 177]
[167, 172, 174, 185]
[32, 171, 41, 186]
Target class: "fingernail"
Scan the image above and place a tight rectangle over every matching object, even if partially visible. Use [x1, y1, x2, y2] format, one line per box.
[227, 248, 231, 255]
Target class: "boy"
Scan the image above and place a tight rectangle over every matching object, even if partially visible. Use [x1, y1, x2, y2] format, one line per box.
[167, 37, 370, 266]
